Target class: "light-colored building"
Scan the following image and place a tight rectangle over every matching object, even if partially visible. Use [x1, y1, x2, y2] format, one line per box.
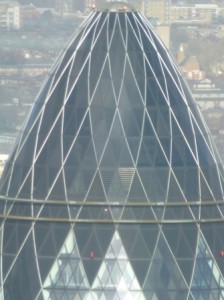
[191, 79, 224, 110]
[171, 4, 224, 23]
[144, 0, 171, 24]
[0, 1, 20, 29]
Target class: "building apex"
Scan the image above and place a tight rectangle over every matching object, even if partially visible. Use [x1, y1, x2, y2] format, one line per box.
[96, 1, 137, 12]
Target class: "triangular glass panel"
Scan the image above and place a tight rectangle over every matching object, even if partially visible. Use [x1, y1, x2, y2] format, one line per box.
[140, 224, 160, 257]
[89, 48, 108, 99]
[159, 137, 171, 162]
[172, 106, 196, 156]
[143, 235, 188, 292]
[2, 254, 15, 279]
[36, 112, 62, 160]
[43, 230, 89, 292]
[184, 167, 200, 202]
[86, 171, 106, 202]
[17, 172, 32, 199]
[75, 224, 115, 286]
[200, 172, 216, 202]
[138, 168, 167, 202]
[94, 225, 115, 255]
[33, 166, 48, 200]
[90, 60, 116, 108]
[201, 166, 223, 201]
[66, 62, 89, 108]
[109, 112, 124, 139]
[172, 135, 197, 168]
[68, 169, 87, 200]
[98, 99, 116, 128]
[3, 234, 40, 300]
[120, 59, 144, 108]
[148, 107, 170, 138]
[192, 235, 224, 296]
[47, 172, 66, 201]
[119, 105, 143, 138]
[118, 225, 141, 258]
[171, 140, 186, 167]
[35, 222, 69, 257]
[149, 138, 169, 168]
[106, 170, 126, 203]
[143, 114, 156, 138]
[162, 224, 197, 283]
[177, 259, 195, 285]
[137, 139, 154, 167]
[92, 231, 143, 296]
[99, 141, 117, 168]
[118, 167, 135, 193]
[109, 26, 126, 98]
[100, 169, 115, 194]
[167, 172, 186, 203]
[49, 64, 71, 103]
[65, 135, 93, 168]
[38, 257, 58, 282]
[100, 131, 131, 168]
[65, 168, 95, 200]
[63, 111, 89, 151]
[194, 123, 216, 168]
[82, 258, 102, 287]
[91, 108, 113, 156]
[130, 232, 152, 259]
[145, 65, 167, 107]
[3, 220, 30, 257]
[154, 168, 169, 200]
[131, 260, 150, 288]
[81, 139, 97, 167]
[128, 50, 145, 96]
[127, 172, 148, 203]
[166, 74, 185, 108]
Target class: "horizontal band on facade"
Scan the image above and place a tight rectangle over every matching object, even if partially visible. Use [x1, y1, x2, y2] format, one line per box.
[1, 196, 224, 207]
[1, 214, 224, 224]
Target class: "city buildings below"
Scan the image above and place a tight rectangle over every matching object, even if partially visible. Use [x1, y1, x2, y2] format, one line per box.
[0, 154, 9, 177]
[144, 0, 171, 24]
[170, 3, 224, 24]
[1, 0, 224, 29]
[191, 78, 224, 110]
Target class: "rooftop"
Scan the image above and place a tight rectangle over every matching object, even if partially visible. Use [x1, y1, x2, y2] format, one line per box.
[96, 1, 137, 12]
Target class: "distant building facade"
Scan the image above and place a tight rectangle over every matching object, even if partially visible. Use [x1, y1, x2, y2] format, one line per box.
[0, 1, 20, 29]
[144, 0, 171, 24]
[171, 3, 224, 23]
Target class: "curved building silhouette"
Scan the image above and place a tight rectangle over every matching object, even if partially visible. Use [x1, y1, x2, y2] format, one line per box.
[1, 2, 224, 299]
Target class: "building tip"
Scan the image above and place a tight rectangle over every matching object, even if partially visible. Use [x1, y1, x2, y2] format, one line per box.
[91, 1, 138, 12]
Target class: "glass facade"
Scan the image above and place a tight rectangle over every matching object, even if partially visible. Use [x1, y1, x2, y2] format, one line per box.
[1, 3, 224, 300]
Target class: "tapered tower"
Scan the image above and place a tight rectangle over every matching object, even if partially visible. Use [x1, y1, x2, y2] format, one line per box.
[1, 2, 224, 300]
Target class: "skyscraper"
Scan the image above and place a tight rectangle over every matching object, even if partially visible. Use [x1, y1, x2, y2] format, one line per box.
[1, 1, 224, 299]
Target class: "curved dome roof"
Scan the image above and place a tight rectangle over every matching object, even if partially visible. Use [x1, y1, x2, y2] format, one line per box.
[0, 10, 224, 208]
[97, 1, 136, 11]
